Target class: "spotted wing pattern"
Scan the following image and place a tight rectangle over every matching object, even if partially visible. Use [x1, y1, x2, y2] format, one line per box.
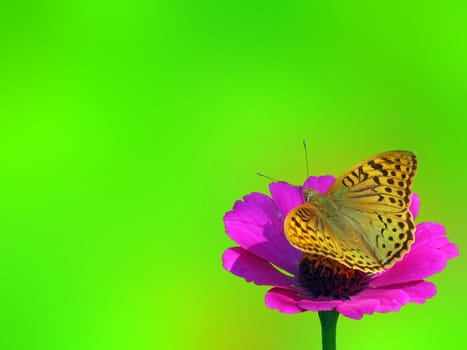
[284, 151, 418, 274]
[327, 151, 418, 270]
[284, 204, 344, 260]
[284, 204, 384, 272]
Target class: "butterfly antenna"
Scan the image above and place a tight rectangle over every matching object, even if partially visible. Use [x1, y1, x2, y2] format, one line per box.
[303, 140, 310, 178]
[257, 172, 279, 182]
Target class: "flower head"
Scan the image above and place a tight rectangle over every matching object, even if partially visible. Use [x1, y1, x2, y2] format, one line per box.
[222, 176, 458, 320]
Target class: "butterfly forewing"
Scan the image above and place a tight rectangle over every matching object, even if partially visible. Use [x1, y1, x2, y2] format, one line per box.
[327, 151, 418, 269]
[327, 151, 417, 209]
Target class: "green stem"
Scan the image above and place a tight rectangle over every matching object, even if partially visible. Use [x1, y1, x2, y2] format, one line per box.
[318, 310, 339, 350]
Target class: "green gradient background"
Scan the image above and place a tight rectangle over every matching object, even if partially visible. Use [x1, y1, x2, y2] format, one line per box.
[1, 1, 465, 349]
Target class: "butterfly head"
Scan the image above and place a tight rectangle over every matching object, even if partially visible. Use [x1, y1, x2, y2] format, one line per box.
[303, 188, 320, 203]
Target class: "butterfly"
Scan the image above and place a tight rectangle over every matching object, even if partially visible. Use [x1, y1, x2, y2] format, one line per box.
[284, 151, 418, 274]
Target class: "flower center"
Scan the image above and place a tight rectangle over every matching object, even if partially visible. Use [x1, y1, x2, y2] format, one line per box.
[298, 254, 371, 299]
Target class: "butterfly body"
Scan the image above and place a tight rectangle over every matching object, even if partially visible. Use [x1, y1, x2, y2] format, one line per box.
[284, 151, 418, 274]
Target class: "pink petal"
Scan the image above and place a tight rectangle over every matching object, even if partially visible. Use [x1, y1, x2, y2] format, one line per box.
[410, 222, 458, 259]
[411, 222, 448, 249]
[222, 247, 296, 287]
[243, 192, 283, 230]
[224, 196, 301, 274]
[303, 175, 336, 194]
[410, 193, 420, 219]
[269, 181, 304, 218]
[336, 288, 410, 319]
[356, 288, 409, 313]
[370, 250, 445, 287]
[441, 242, 459, 260]
[265, 287, 304, 314]
[298, 298, 343, 312]
[399, 281, 437, 304]
[336, 297, 380, 320]
[243, 192, 303, 269]
[371, 222, 456, 287]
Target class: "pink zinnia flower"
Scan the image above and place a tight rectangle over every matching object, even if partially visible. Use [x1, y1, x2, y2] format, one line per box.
[222, 176, 458, 320]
